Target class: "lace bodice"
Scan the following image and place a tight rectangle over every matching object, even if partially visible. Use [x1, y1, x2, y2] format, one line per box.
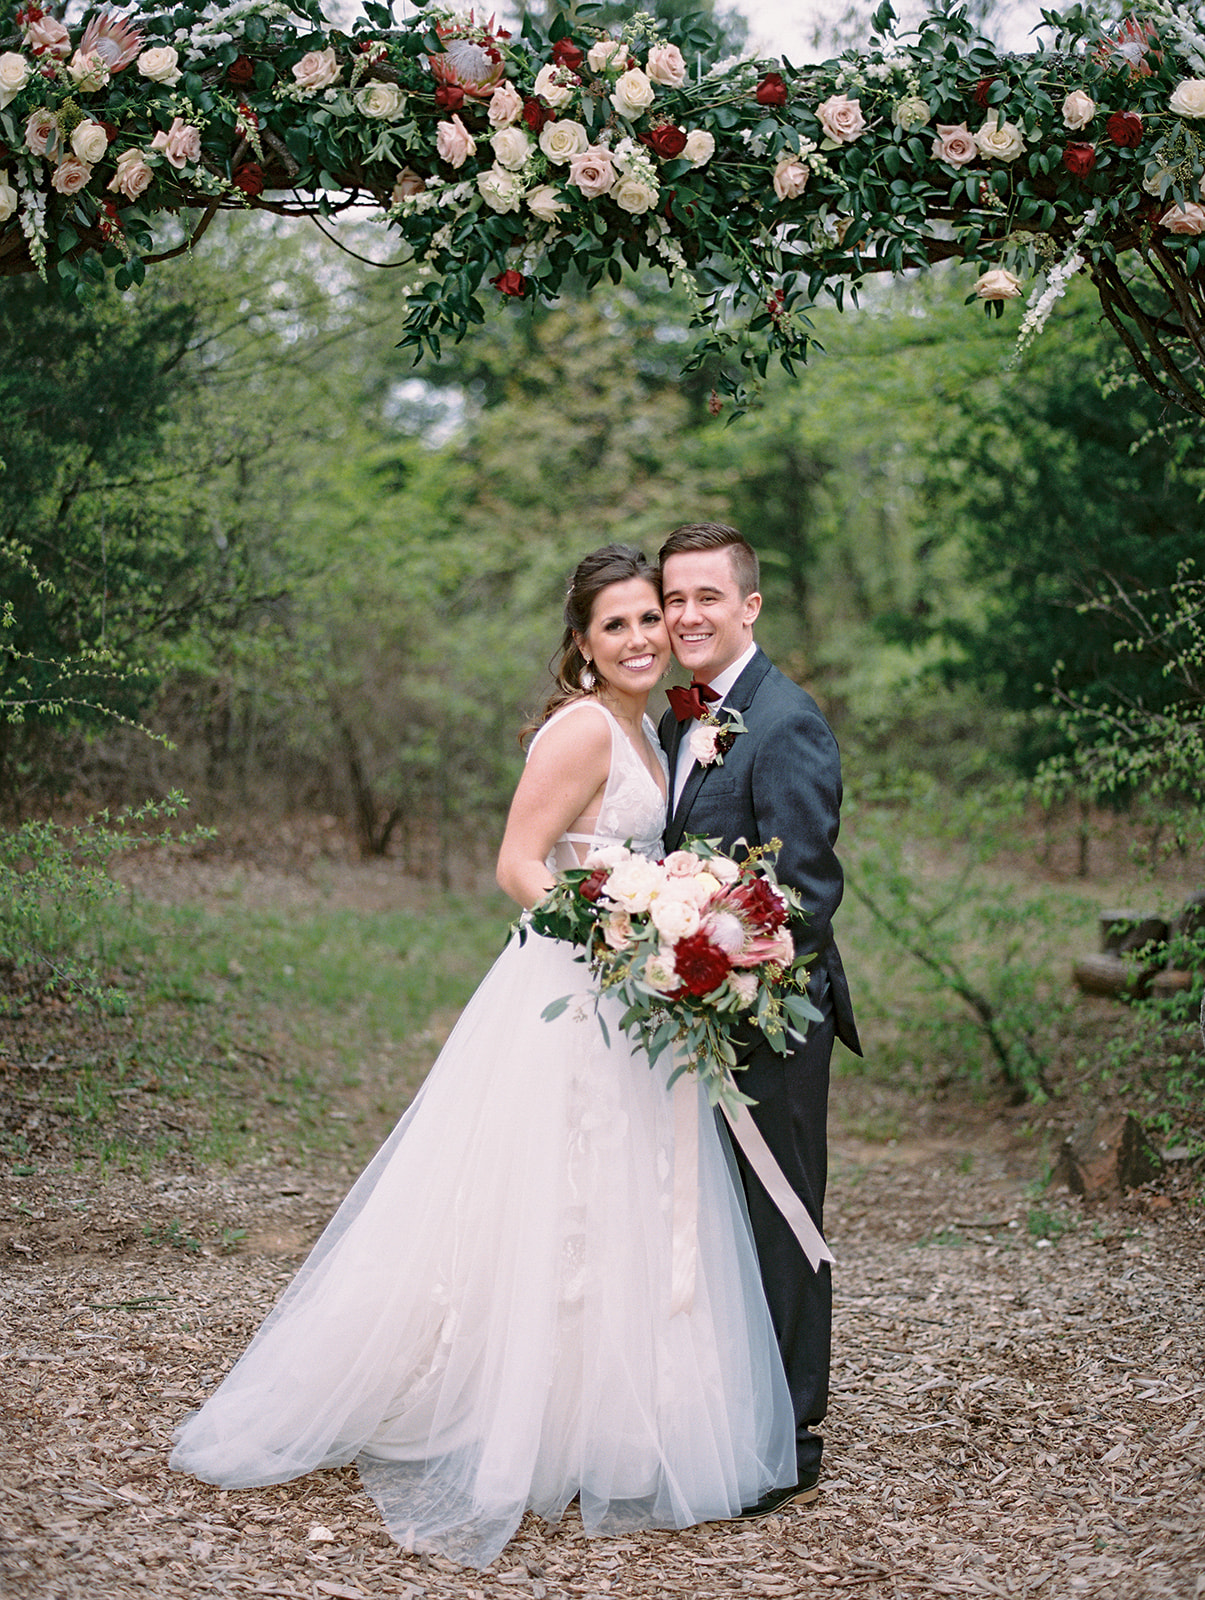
[527, 700, 667, 872]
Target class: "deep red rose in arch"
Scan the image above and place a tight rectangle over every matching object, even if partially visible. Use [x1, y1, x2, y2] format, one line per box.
[673, 933, 732, 997]
[551, 37, 583, 70]
[491, 269, 527, 298]
[973, 76, 997, 109]
[234, 162, 266, 196]
[227, 54, 254, 85]
[522, 98, 552, 133]
[435, 82, 466, 111]
[755, 72, 788, 107]
[1062, 142, 1097, 178]
[640, 123, 688, 159]
[1106, 109, 1143, 147]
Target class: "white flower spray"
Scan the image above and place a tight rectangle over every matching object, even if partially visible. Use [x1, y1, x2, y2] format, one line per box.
[1011, 207, 1098, 364]
[16, 160, 47, 276]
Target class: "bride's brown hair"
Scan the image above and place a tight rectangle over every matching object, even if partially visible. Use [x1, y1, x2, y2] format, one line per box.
[522, 543, 661, 739]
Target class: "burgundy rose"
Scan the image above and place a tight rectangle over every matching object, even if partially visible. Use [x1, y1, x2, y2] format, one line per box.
[673, 932, 732, 997]
[973, 76, 996, 109]
[227, 54, 255, 85]
[1106, 109, 1143, 147]
[579, 867, 609, 902]
[522, 97, 552, 133]
[551, 37, 583, 70]
[754, 72, 788, 107]
[491, 269, 527, 298]
[233, 162, 265, 196]
[1062, 142, 1097, 177]
[639, 123, 688, 159]
[435, 82, 465, 111]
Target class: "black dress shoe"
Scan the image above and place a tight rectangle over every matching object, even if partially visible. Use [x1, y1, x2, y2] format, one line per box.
[738, 1472, 820, 1519]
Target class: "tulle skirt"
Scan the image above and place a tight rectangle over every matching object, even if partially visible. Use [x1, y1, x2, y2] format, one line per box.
[170, 930, 795, 1568]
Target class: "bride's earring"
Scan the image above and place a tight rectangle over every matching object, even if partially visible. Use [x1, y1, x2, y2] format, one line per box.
[580, 659, 596, 692]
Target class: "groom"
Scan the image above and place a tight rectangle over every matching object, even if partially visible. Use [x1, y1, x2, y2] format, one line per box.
[657, 522, 860, 1517]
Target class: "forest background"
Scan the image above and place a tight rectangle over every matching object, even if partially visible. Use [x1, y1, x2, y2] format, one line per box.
[2, 0, 1203, 1188]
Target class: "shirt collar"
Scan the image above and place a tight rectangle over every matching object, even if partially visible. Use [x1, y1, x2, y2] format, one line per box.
[704, 641, 757, 705]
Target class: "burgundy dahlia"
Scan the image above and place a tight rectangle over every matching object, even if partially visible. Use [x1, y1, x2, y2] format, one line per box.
[673, 933, 732, 997]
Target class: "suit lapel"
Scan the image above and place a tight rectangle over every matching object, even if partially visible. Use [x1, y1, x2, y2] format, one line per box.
[665, 649, 770, 848]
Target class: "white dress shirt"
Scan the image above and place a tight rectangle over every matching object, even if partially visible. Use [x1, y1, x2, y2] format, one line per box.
[671, 641, 758, 812]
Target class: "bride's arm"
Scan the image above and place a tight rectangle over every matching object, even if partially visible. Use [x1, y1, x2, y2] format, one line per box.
[496, 709, 611, 909]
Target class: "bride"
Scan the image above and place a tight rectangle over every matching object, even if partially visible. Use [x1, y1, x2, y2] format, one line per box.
[170, 543, 795, 1568]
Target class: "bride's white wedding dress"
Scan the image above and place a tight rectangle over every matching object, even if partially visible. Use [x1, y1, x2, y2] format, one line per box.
[170, 699, 794, 1568]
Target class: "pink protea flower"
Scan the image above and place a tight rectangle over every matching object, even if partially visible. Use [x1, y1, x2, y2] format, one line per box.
[79, 11, 144, 73]
[429, 16, 506, 100]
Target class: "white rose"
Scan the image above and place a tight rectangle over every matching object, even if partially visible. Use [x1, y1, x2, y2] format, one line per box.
[539, 118, 588, 164]
[583, 843, 631, 869]
[644, 951, 680, 993]
[612, 172, 658, 213]
[137, 45, 182, 85]
[1170, 78, 1205, 118]
[490, 125, 532, 171]
[533, 62, 576, 109]
[0, 169, 17, 223]
[974, 111, 1025, 162]
[0, 51, 30, 109]
[611, 67, 655, 120]
[975, 266, 1023, 300]
[1062, 89, 1096, 129]
[71, 120, 109, 164]
[892, 95, 931, 131]
[603, 856, 665, 913]
[682, 128, 715, 168]
[356, 81, 405, 119]
[587, 40, 627, 74]
[476, 165, 524, 213]
[488, 81, 523, 128]
[663, 849, 705, 877]
[646, 44, 687, 88]
[649, 895, 701, 942]
[292, 48, 341, 92]
[525, 182, 567, 221]
[602, 910, 634, 950]
[708, 854, 741, 884]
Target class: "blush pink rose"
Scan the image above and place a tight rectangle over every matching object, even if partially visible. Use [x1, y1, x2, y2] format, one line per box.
[292, 48, 341, 91]
[151, 117, 201, 169]
[646, 43, 687, 88]
[816, 93, 866, 143]
[1160, 201, 1205, 234]
[24, 14, 70, 57]
[975, 267, 1023, 300]
[107, 147, 154, 199]
[487, 81, 523, 128]
[567, 144, 616, 198]
[25, 108, 58, 157]
[52, 154, 92, 194]
[772, 156, 810, 200]
[932, 122, 977, 165]
[436, 113, 475, 167]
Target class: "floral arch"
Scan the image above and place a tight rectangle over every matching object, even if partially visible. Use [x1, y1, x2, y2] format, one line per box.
[4, 0, 1205, 414]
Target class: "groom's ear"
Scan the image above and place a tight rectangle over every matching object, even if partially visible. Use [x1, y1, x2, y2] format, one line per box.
[743, 591, 763, 625]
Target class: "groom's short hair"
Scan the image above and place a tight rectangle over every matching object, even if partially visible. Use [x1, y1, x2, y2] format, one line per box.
[658, 523, 760, 599]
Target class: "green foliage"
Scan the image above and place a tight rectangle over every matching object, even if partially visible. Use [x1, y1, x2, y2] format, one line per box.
[0, 792, 211, 1014]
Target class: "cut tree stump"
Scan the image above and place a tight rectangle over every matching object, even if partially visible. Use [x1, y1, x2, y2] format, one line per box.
[1056, 1112, 1163, 1200]
[1072, 953, 1146, 998]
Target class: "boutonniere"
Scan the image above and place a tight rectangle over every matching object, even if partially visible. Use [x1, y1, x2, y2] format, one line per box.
[688, 707, 747, 768]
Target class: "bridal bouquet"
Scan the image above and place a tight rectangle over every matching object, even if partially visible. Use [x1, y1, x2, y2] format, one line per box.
[526, 837, 822, 1110]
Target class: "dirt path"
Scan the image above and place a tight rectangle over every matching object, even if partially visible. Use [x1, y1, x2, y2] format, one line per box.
[3, 1124, 1203, 1600]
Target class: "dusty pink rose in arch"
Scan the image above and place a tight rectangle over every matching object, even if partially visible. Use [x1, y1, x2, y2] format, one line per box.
[390, 166, 426, 203]
[435, 113, 475, 168]
[52, 154, 92, 194]
[646, 43, 687, 88]
[23, 12, 71, 57]
[25, 107, 58, 157]
[567, 144, 617, 199]
[150, 117, 201, 169]
[975, 266, 1023, 301]
[1160, 201, 1205, 234]
[487, 80, 523, 128]
[107, 147, 154, 200]
[292, 48, 341, 91]
[932, 123, 977, 165]
[816, 93, 866, 144]
[772, 156, 810, 201]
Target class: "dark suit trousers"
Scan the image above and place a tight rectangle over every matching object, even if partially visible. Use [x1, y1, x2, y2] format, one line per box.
[723, 978, 834, 1478]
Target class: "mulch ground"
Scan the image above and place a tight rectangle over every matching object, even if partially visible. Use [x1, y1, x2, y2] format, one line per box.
[3, 1130, 1203, 1600]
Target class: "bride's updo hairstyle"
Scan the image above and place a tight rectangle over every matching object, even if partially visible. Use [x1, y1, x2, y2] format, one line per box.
[526, 542, 660, 735]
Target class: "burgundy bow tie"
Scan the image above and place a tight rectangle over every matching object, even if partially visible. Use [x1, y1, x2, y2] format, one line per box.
[667, 681, 720, 722]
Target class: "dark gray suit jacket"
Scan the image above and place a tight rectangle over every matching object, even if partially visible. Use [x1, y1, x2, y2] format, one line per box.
[659, 647, 859, 1056]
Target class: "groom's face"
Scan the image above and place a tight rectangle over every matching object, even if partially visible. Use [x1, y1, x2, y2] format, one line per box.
[661, 548, 762, 683]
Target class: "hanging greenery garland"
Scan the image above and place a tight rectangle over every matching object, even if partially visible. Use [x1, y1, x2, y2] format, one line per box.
[3, 1, 1205, 412]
